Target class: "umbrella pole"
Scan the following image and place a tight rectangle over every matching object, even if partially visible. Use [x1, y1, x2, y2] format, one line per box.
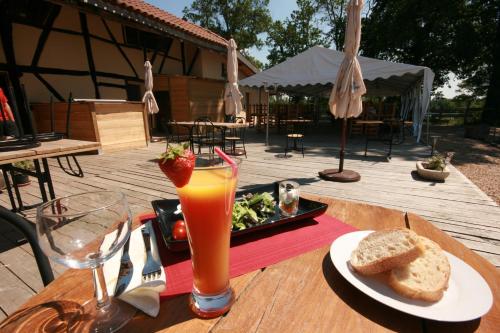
[265, 105, 270, 146]
[339, 118, 347, 172]
[318, 117, 360, 182]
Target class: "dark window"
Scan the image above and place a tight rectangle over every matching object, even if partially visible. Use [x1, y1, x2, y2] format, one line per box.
[1, 0, 58, 26]
[123, 26, 173, 51]
[125, 83, 141, 101]
[221, 63, 227, 78]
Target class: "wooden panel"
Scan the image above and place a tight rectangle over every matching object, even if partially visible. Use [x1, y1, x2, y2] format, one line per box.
[189, 78, 225, 122]
[1, 130, 499, 321]
[169, 76, 190, 121]
[153, 75, 170, 91]
[31, 102, 98, 142]
[94, 102, 147, 152]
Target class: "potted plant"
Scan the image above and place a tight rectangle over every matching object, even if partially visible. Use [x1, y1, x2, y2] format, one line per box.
[416, 152, 454, 181]
[12, 160, 34, 187]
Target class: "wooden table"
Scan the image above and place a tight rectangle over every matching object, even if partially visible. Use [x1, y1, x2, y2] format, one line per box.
[0, 139, 100, 211]
[169, 121, 249, 154]
[2, 195, 498, 332]
[354, 120, 393, 158]
[170, 121, 249, 129]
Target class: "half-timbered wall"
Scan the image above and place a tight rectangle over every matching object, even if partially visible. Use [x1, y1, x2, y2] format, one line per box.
[0, 0, 262, 128]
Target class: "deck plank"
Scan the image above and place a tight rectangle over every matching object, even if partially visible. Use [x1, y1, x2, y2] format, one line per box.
[0, 128, 498, 317]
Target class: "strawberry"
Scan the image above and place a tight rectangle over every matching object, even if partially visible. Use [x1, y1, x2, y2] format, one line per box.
[158, 143, 196, 188]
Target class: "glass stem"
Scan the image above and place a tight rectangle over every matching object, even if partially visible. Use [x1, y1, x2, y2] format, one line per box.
[92, 265, 110, 310]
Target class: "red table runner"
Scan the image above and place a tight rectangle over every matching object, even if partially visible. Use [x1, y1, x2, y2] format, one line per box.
[140, 213, 357, 298]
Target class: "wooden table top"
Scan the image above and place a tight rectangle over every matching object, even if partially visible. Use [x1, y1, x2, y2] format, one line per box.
[3, 195, 498, 332]
[170, 121, 248, 129]
[280, 119, 312, 123]
[0, 139, 100, 165]
[354, 120, 384, 125]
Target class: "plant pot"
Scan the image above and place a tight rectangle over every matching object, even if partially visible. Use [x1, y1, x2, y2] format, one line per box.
[416, 161, 450, 181]
[13, 173, 30, 187]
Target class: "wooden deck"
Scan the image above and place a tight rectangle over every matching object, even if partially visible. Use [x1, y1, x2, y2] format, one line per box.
[0, 126, 499, 319]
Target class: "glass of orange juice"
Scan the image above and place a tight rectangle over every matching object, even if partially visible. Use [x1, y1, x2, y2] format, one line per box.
[175, 153, 241, 318]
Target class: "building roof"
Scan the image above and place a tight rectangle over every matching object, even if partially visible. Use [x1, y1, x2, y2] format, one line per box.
[114, 0, 228, 47]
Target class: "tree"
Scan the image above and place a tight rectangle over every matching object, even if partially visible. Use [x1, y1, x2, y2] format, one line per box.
[361, 0, 498, 92]
[481, 5, 500, 125]
[315, 0, 347, 50]
[182, 0, 272, 51]
[361, 0, 499, 124]
[266, 0, 329, 66]
[315, 0, 375, 50]
[242, 52, 265, 70]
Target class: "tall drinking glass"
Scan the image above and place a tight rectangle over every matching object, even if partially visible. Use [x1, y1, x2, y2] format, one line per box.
[36, 191, 136, 332]
[175, 154, 241, 318]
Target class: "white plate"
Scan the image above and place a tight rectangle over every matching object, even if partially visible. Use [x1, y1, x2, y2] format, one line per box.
[330, 230, 493, 322]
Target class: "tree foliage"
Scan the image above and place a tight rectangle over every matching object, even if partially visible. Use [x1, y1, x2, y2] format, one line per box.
[241, 52, 265, 70]
[266, 0, 329, 66]
[314, 0, 347, 50]
[182, 0, 272, 51]
[361, 0, 498, 91]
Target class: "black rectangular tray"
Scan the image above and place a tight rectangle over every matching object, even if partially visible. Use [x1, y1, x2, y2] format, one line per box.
[151, 182, 328, 252]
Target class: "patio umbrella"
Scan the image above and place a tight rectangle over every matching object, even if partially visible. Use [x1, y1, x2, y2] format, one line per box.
[224, 39, 243, 121]
[143, 60, 159, 115]
[142, 60, 159, 142]
[319, 0, 366, 182]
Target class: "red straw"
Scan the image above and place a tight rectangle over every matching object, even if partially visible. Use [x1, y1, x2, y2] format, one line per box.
[214, 147, 238, 177]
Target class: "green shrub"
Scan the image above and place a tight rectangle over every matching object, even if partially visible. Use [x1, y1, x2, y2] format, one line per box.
[426, 152, 454, 171]
[13, 160, 34, 171]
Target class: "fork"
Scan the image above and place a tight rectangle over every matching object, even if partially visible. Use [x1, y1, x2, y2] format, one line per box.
[141, 224, 162, 281]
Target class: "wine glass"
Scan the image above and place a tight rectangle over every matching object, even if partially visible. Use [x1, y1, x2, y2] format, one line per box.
[36, 191, 136, 332]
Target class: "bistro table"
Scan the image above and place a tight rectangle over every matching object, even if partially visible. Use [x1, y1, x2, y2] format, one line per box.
[354, 120, 394, 159]
[0, 139, 100, 211]
[169, 121, 249, 154]
[2, 194, 498, 332]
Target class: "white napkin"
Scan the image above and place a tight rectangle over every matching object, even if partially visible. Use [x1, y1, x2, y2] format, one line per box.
[102, 221, 166, 317]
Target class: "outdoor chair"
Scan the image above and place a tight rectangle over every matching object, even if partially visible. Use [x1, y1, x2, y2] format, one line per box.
[164, 120, 190, 147]
[0, 206, 54, 286]
[53, 94, 84, 177]
[224, 117, 247, 158]
[284, 118, 305, 158]
[191, 117, 223, 154]
[22, 88, 84, 177]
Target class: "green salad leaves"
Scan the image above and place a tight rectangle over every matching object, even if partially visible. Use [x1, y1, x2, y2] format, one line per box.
[232, 192, 276, 230]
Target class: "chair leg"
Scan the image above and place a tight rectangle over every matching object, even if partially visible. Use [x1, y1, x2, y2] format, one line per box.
[56, 154, 84, 177]
[0, 207, 54, 286]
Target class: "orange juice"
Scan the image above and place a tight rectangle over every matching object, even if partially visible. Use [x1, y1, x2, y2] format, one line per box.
[177, 168, 237, 295]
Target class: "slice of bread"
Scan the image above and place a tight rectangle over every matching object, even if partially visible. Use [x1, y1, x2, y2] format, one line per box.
[389, 236, 450, 302]
[350, 229, 421, 275]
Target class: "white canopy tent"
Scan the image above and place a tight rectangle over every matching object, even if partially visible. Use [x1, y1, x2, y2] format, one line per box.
[239, 46, 434, 142]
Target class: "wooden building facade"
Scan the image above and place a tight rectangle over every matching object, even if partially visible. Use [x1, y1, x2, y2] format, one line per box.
[0, 0, 265, 135]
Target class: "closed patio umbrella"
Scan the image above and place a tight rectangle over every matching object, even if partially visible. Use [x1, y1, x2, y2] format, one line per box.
[319, 0, 366, 182]
[224, 39, 243, 122]
[142, 60, 159, 141]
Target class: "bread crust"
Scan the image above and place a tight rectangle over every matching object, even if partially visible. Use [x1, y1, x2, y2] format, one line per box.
[350, 229, 421, 275]
[388, 237, 451, 302]
[351, 246, 421, 275]
[388, 272, 449, 302]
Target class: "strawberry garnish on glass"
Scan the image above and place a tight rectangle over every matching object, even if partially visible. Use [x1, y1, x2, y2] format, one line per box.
[158, 143, 196, 188]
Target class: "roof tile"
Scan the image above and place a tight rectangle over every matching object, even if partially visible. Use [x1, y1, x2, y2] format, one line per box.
[113, 0, 227, 47]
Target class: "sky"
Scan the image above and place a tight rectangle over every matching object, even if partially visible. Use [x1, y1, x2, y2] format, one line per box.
[146, 0, 458, 98]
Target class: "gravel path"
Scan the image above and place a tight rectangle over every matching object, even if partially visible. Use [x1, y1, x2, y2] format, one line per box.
[429, 126, 500, 205]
